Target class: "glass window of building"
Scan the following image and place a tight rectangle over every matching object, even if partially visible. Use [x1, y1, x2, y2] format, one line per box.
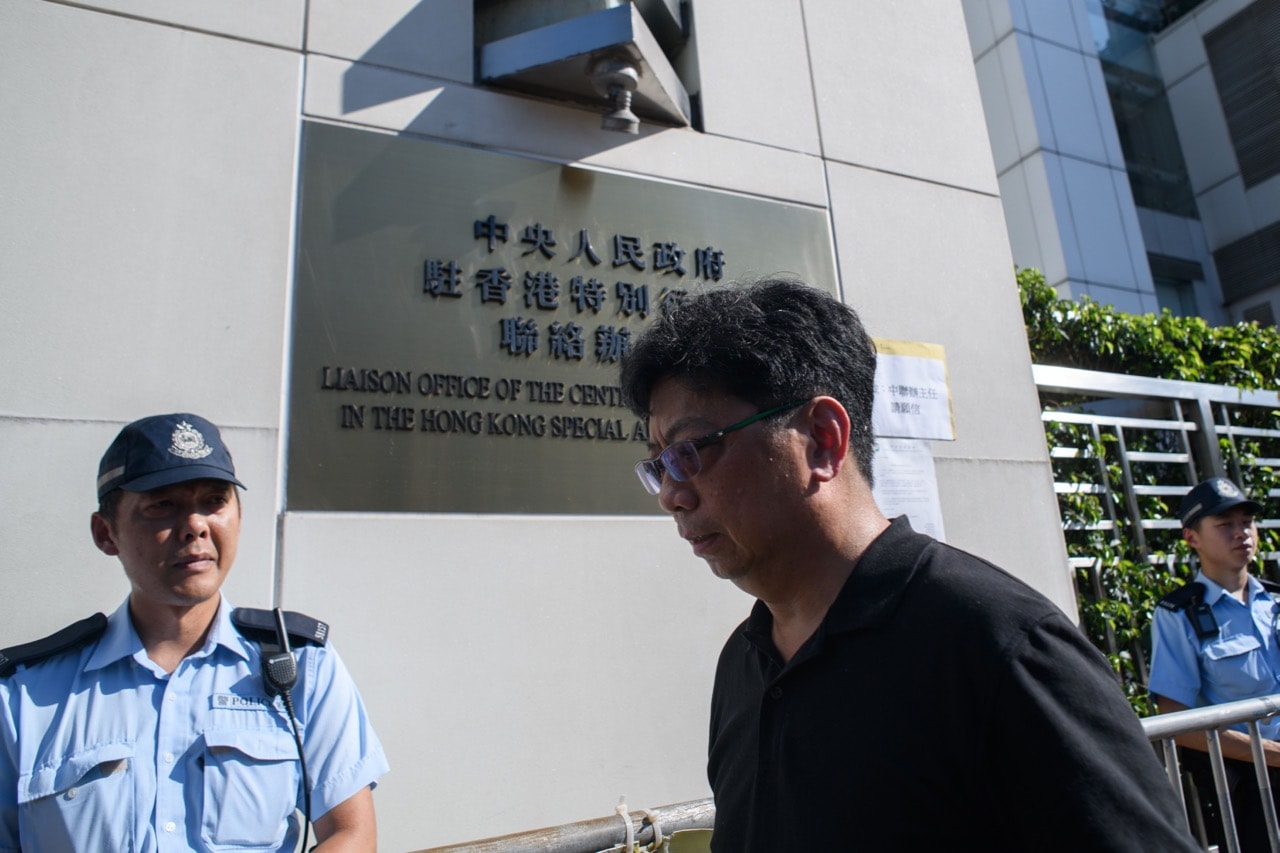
[1088, 0, 1203, 217]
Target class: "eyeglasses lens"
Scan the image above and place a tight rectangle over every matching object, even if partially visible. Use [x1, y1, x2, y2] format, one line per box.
[636, 460, 663, 495]
[635, 441, 703, 495]
[663, 442, 701, 481]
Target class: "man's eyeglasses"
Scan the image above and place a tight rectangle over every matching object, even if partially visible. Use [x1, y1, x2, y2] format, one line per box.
[634, 400, 809, 495]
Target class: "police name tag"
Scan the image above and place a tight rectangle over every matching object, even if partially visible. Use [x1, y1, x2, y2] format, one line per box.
[212, 693, 274, 711]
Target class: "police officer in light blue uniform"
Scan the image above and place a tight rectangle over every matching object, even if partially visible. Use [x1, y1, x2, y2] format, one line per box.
[0, 413, 389, 851]
[1150, 476, 1279, 850]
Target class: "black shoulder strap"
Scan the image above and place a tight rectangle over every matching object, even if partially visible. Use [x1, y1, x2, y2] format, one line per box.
[1157, 582, 1219, 640]
[1157, 582, 1202, 612]
[230, 607, 329, 648]
[0, 613, 108, 677]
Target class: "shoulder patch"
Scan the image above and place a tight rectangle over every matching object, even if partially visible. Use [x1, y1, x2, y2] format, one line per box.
[231, 608, 329, 647]
[1158, 582, 1203, 612]
[0, 613, 108, 677]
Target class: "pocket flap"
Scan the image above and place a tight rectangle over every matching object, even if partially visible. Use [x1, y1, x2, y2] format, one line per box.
[1205, 634, 1262, 660]
[204, 728, 297, 762]
[20, 741, 134, 803]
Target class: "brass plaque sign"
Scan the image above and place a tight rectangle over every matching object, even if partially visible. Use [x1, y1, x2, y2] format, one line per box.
[287, 121, 838, 513]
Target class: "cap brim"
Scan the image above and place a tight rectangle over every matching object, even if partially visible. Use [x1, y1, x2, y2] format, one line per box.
[1185, 497, 1262, 526]
[117, 466, 247, 494]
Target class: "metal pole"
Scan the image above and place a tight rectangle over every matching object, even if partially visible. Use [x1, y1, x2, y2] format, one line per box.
[1209, 730, 1242, 853]
[1161, 738, 1190, 832]
[1188, 395, 1226, 480]
[1247, 721, 1280, 852]
[413, 798, 715, 853]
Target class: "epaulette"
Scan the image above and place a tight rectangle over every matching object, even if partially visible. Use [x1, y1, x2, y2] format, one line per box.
[0, 613, 108, 678]
[1157, 582, 1203, 611]
[1157, 582, 1218, 640]
[230, 608, 329, 648]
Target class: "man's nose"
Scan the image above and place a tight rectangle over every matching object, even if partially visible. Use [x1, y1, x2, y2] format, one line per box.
[181, 510, 211, 539]
[658, 475, 697, 514]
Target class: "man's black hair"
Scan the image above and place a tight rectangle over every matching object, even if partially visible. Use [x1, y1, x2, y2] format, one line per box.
[620, 277, 878, 484]
[98, 488, 124, 524]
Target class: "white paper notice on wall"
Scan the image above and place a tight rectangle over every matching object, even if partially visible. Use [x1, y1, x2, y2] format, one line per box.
[871, 340, 955, 440]
[872, 438, 947, 542]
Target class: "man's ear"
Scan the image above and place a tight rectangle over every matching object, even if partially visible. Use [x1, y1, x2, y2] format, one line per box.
[806, 397, 851, 482]
[91, 512, 120, 556]
[1182, 525, 1197, 550]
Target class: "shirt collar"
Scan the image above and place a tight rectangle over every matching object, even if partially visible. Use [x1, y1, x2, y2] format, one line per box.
[84, 598, 143, 671]
[740, 516, 932, 655]
[823, 515, 933, 635]
[208, 597, 252, 661]
[1195, 571, 1269, 607]
[83, 594, 249, 672]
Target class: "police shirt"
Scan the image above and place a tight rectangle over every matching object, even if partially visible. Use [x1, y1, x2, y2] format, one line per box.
[1150, 571, 1280, 740]
[0, 596, 389, 852]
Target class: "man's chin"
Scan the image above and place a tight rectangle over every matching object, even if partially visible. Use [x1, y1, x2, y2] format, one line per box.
[708, 560, 747, 583]
[162, 581, 225, 609]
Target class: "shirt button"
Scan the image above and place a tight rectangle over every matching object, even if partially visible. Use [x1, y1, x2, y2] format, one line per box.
[66, 788, 78, 800]
[165, 821, 177, 833]
[164, 753, 175, 764]
[770, 686, 783, 699]
[166, 693, 176, 702]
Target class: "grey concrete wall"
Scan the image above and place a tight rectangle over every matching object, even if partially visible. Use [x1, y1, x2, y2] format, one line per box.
[1, 1, 1067, 847]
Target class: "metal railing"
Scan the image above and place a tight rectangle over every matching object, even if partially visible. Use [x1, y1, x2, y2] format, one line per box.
[1034, 364, 1280, 569]
[1142, 694, 1280, 852]
[415, 798, 714, 853]
[415, 696, 1280, 853]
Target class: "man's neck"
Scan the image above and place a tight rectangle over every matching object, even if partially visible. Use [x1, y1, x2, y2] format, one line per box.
[129, 597, 221, 674]
[1203, 563, 1251, 600]
[764, 568, 851, 663]
[761, 509, 891, 663]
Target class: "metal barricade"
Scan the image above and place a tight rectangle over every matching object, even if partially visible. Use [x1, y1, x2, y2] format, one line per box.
[1143, 695, 1280, 852]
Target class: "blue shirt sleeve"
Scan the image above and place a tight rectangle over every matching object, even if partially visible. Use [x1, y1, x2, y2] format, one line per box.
[296, 642, 389, 818]
[1149, 605, 1201, 708]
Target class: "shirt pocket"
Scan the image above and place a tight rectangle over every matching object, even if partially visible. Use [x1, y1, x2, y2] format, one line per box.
[200, 727, 301, 850]
[1204, 634, 1275, 696]
[18, 741, 136, 852]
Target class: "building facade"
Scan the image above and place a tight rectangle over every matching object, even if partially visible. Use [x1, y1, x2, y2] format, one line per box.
[966, 0, 1280, 326]
[1, 1, 1063, 847]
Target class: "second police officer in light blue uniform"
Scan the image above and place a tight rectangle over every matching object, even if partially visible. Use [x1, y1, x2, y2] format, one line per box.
[1151, 476, 1279, 851]
[0, 413, 389, 851]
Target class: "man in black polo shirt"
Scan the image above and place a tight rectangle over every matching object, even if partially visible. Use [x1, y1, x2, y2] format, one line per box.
[619, 277, 1197, 850]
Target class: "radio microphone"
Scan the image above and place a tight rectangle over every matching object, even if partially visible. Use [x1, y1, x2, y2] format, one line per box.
[263, 608, 297, 696]
[262, 607, 312, 850]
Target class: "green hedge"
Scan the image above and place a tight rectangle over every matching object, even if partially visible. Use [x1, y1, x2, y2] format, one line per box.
[1019, 267, 1280, 389]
